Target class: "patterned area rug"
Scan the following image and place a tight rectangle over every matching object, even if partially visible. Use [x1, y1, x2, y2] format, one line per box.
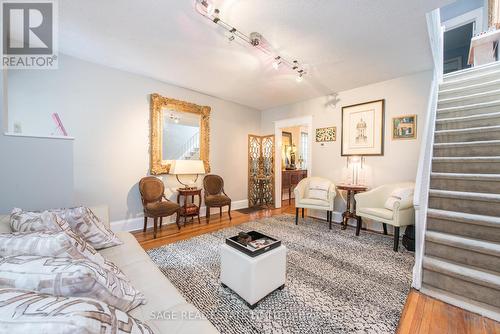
[147, 215, 414, 334]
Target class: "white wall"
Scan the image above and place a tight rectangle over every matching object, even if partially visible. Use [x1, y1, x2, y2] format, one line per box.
[7, 55, 261, 224]
[261, 71, 433, 230]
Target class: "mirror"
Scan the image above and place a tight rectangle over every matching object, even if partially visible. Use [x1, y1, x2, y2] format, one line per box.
[150, 93, 210, 175]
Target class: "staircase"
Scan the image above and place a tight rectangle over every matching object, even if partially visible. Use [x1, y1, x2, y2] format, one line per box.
[421, 62, 500, 321]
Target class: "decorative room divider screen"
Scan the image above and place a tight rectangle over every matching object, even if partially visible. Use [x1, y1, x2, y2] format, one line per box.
[248, 134, 275, 208]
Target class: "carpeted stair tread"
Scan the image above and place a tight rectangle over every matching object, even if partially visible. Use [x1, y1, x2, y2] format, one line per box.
[436, 111, 500, 122]
[425, 230, 500, 258]
[431, 172, 500, 181]
[423, 256, 500, 291]
[438, 88, 500, 104]
[437, 99, 500, 113]
[434, 139, 500, 148]
[435, 125, 500, 136]
[442, 61, 500, 81]
[427, 208, 500, 228]
[429, 189, 500, 202]
[433, 156, 500, 163]
[441, 69, 500, 88]
[440, 78, 500, 96]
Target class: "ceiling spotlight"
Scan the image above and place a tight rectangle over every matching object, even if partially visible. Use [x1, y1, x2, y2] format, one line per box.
[272, 56, 281, 70]
[296, 74, 303, 83]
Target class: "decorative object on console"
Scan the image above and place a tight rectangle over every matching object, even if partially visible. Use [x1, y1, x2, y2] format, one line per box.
[203, 174, 232, 223]
[294, 177, 336, 229]
[355, 182, 415, 252]
[0, 289, 153, 334]
[248, 134, 275, 208]
[139, 176, 181, 239]
[169, 159, 206, 189]
[194, 0, 307, 82]
[315, 126, 336, 142]
[336, 184, 368, 232]
[150, 93, 210, 175]
[341, 99, 385, 156]
[50, 113, 68, 136]
[176, 187, 202, 225]
[392, 115, 417, 140]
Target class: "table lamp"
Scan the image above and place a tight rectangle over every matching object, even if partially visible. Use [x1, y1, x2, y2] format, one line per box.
[169, 160, 206, 189]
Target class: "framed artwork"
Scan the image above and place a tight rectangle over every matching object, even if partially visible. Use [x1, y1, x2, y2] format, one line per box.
[282, 131, 292, 147]
[341, 99, 385, 156]
[315, 127, 336, 142]
[392, 115, 417, 140]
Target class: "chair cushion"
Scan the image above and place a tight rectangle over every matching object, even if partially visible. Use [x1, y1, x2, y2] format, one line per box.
[205, 194, 231, 206]
[145, 201, 179, 216]
[358, 207, 394, 220]
[298, 198, 330, 208]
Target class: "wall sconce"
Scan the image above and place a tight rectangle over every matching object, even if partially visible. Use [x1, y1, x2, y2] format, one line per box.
[346, 156, 365, 185]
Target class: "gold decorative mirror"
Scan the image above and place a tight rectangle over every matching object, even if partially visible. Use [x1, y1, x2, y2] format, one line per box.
[150, 93, 210, 175]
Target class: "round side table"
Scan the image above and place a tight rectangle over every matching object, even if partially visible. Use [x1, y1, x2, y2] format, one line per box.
[336, 184, 368, 233]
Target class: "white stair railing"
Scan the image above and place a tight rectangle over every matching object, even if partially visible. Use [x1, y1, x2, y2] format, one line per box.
[175, 132, 200, 160]
[412, 8, 444, 290]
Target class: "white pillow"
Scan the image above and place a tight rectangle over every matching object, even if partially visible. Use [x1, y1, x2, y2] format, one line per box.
[0, 255, 145, 312]
[0, 289, 153, 334]
[384, 187, 414, 210]
[308, 179, 331, 201]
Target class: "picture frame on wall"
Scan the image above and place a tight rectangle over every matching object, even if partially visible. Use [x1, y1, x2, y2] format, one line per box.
[315, 126, 336, 142]
[392, 115, 417, 140]
[341, 99, 385, 156]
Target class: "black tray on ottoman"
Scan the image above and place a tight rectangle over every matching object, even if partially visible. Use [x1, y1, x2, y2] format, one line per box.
[225, 231, 281, 257]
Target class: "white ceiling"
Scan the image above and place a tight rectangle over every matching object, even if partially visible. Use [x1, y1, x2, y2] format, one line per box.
[59, 0, 452, 110]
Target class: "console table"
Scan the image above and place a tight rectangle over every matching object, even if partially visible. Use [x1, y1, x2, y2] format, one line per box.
[336, 184, 367, 233]
[282, 170, 307, 205]
[177, 188, 202, 225]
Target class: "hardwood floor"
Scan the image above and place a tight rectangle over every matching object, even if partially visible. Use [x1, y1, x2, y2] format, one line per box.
[133, 202, 500, 333]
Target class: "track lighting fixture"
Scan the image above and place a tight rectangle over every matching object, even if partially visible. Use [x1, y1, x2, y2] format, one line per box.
[194, 0, 307, 82]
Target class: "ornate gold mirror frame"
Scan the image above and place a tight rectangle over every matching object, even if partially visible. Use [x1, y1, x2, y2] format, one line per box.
[150, 93, 211, 175]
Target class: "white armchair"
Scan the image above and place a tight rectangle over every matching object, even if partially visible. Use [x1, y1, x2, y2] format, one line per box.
[354, 182, 415, 251]
[294, 177, 336, 229]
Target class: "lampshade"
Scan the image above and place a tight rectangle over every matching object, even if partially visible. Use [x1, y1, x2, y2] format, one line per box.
[169, 160, 206, 175]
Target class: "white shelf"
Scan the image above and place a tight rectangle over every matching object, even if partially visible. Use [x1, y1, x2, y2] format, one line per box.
[3, 132, 75, 140]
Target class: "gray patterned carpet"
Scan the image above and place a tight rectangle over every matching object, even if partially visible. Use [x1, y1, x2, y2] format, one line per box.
[147, 214, 414, 334]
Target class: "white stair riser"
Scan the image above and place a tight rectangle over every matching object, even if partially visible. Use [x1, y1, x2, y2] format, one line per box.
[435, 130, 500, 143]
[433, 144, 500, 157]
[422, 270, 500, 308]
[443, 63, 500, 82]
[427, 217, 500, 243]
[432, 161, 500, 174]
[437, 104, 500, 118]
[425, 242, 500, 273]
[430, 178, 500, 194]
[438, 94, 500, 109]
[436, 115, 500, 130]
[428, 196, 500, 216]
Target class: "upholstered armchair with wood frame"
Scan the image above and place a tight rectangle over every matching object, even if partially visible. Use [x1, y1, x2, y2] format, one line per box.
[139, 176, 181, 239]
[354, 182, 415, 252]
[294, 177, 336, 229]
[203, 174, 232, 223]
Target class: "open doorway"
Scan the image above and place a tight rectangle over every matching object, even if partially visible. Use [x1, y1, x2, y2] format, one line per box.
[443, 22, 474, 73]
[274, 116, 313, 209]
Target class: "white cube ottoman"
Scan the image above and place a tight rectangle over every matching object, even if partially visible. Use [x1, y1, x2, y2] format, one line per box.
[219, 243, 287, 309]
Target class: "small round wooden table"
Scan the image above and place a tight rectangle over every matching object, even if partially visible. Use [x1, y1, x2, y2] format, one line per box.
[177, 188, 202, 225]
[336, 184, 368, 233]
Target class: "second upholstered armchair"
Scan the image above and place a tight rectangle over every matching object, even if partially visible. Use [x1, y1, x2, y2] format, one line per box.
[294, 177, 337, 229]
[203, 174, 232, 222]
[355, 182, 415, 251]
